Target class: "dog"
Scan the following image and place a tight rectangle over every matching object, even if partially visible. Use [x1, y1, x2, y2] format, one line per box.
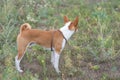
[15, 16, 79, 73]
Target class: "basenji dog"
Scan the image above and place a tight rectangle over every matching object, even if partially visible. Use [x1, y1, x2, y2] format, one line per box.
[15, 16, 79, 73]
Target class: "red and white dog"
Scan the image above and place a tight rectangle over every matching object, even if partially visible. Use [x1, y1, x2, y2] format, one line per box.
[15, 16, 78, 73]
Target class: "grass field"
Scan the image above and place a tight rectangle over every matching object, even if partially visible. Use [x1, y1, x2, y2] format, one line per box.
[0, 0, 120, 80]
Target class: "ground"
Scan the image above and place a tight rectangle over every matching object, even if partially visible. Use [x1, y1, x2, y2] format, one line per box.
[0, 0, 120, 80]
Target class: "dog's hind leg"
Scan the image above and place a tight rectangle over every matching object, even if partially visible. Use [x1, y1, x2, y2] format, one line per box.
[15, 40, 29, 72]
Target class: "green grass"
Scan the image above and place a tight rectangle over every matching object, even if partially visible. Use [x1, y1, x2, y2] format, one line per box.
[0, 0, 120, 80]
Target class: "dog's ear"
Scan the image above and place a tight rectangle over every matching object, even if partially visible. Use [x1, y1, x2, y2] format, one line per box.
[73, 16, 79, 26]
[64, 16, 69, 23]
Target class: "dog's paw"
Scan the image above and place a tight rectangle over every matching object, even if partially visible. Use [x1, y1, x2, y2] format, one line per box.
[18, 69, 23, 73]
[56, 69, 61, 74]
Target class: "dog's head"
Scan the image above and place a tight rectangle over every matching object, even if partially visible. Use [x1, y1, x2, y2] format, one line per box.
[64, 16, 79, 32]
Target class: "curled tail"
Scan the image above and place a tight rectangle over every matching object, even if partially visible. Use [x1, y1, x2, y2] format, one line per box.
[20, 23, 31, 33]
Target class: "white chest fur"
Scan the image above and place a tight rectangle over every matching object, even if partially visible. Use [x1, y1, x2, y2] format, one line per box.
[60, 22, 75, 52]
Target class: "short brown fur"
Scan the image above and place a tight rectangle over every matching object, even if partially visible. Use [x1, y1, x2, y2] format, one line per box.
[17, 28, 64, 59]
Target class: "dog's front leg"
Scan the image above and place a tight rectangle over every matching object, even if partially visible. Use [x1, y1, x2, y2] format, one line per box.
[51, 51, 54, 65]
[53, 52, 60, 73]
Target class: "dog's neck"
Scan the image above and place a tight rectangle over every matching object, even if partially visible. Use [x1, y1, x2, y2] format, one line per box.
[60, 22, 74, 40]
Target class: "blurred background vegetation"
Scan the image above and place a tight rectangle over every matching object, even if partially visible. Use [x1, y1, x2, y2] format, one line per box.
[0, 0, 120, 80]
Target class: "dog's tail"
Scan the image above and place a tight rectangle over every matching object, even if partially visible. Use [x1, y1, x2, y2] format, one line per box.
[20, 23, 31, 33]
